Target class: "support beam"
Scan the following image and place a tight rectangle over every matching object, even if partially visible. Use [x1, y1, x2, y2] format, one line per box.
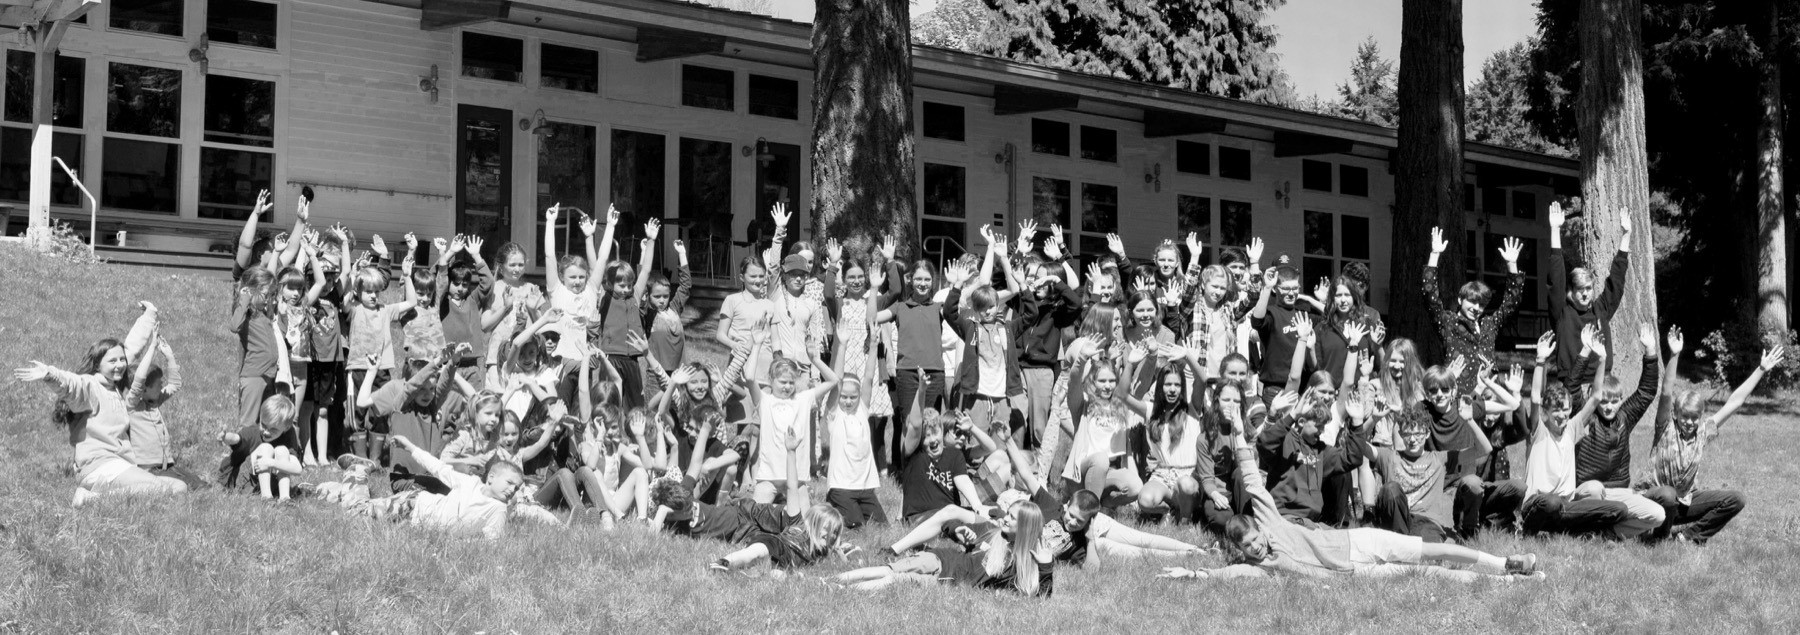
[1142, 109, 1226, 138]
[23, 15, 74, 249]
[635, 26, 724, 62]
[992, 85, 1079, 116]
[420, 0, 509, 31]
[1273, 131, 1354, 158]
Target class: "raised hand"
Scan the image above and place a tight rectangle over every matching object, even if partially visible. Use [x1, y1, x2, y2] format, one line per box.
[1343, 321, 1368, 346]
[1261, 267, 1279, 288]
[604, 204, 620, 226]
[545, 203, 560, 223]
[625, 330, 649, 354]
[295, 195, 310, 222]
[1185, 232, 1203, 258]
[1499, 237, 1524, 264]
[1579, 323, 1600, 354]
[1017, 218, 1038, 243]
[769, 201, 791, 228]
[1430, 227, 1449, 255]
[12, 361, 50, 382]
[867, 265, 886, 291]
[1050, 224, 1065, 250]
[352, 250, 370, 271]
[670, 366, 695, 385]
[328, 223, 350, 246]
[1371, 324, 1387, 346]
[825, 238, 842, 263]
[1312, 277, 1330, 304]
[672, 238, 687, 260]
[1548, 201, 1564, 228]
[644, 218, 661, 243]
[432, 236, 449, 256]
[466, 236, 485, 258]
[1506, 364, 1525, 393]
[1667, 326, 1684, 355]
[1106, 233, 1126, 256]
[1761, 346, 1787, 372]
[1357, 350, 1375, 378]
[1290, 312, 1314, 346]
[1085, 262, 1104, 287]
[371, 234, 389, 259]
[1637, 322, 1656, 351]
[1126, 341, 1151, 365]
[579, 213, 598, 238]
[1447, 355, 1467, 379]
[1621, 210, 1632, 236]
[1133, 275, 1155, 296]
[1044, 235, 1064, 261]
[878, 237, 897, 261]
[1246, 237, 1265, 264]
[1160, 280, 1185, 307]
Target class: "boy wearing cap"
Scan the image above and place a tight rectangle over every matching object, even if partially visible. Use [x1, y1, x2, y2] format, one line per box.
[770, 253, 828, 382]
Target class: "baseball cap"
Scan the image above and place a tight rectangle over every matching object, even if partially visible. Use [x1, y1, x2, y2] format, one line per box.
[782, 254, 810, 275]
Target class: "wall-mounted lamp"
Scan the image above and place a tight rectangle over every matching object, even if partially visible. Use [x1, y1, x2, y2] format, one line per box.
[1143, 162, 1162, 193]
[742, 137, 774, 166]
[419, 65, 440, 104]
[1273, 180, 1292, 211]
[994, 143, 1014, 167]
[188, 34, 209, 74]
[521, 109, 551, 138]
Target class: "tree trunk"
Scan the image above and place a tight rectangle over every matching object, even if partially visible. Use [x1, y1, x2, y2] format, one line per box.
[1755, 0, 1790, 343]
[1576, 0, 1657, 381]
[810, 0, 918, 260]
[1390, 0, 1465, 363]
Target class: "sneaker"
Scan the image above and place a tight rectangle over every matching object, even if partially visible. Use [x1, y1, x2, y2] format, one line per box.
[70, 487, 98, 508]
[709, 559, 732, 573]
[1505, 553, 1538, 575]
[337, 454, 379, 471]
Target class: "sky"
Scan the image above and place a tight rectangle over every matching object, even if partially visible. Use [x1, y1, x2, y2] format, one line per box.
[756, 0, 1541, 98]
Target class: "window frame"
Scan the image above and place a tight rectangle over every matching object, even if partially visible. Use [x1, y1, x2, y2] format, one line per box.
[1218, 145, 1252, 181]
[921, 101, 965, 142]
[459, 31, 526, 84]
[746, 73, 799, 120]
[680, 64, 736, 112]
[1030, 118, 1070, 157]
[1300, 208, 1373, 285]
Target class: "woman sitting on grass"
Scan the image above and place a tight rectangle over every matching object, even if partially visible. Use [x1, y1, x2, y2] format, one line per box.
[1155, 427, 1542, 583]
[17, 337, 191, 505]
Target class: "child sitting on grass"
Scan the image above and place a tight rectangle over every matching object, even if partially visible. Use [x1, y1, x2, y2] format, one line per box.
[217, 394, 303, 499]
[708, 429, 845, 574]
[832, 498, 1053, 597]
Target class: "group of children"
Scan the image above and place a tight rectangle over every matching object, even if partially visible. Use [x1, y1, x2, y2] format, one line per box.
[20, 194, 1783, 597]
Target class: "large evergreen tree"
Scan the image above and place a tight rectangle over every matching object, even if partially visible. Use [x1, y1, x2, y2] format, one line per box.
[976, 0, 1289, 102]
[1336, 36, 1399, 126]
[1390, 0, 1465, 362]
[1467, 41, 1570, 155]
[811, 0, 917, 258]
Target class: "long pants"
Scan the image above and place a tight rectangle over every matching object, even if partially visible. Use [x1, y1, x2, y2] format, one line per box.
[1320, 469, 1356, 528]
[827, 487, 888, 530]
[1371, 482, 1449, 543]
[1455, 477, 1526, 536]
[237, 376, 278, 431]
[300, 361, 342, 462]
[889, 369, 945, 471]
[1521, 493, 1630, 537]
[1574, 484, 1666, 540]
[1019, 367, 1055, 451]
[1641, 487, 1745, 545]
[610, 355, 645, 410]
[1193, 495, 1236, 536]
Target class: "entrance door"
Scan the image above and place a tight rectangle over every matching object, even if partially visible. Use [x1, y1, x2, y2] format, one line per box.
[456, 105, 511, 260]
[755, 141, 802, 242]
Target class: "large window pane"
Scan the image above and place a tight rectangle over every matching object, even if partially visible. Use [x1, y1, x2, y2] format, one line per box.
[681, 65, 733, 111]
[1177, 195, 1210, 243]
[1218, 146, 1251, 180]
[540, 43, 598, 93]
[614, 130, 667, 236]
[0, 128, 82, 205]
[748, 74, 798, 120]
[204, 74, 274, 147]
[922, 102, 964, 141]
[6, 52, 84, 126]
[108, 63, 181, 138]
[1031, 177, 1070, 231]
[1341, 214, 1370, 260]
[1301, 159, 1332, 192]
[1176, 140, 1209, 175]
[1302, 257, 1335, 289]
[208, 0, 277, 48]
[1031, 119, 1069, 156]
[1079, 126, 1116, 162]
[537, 122, 596, 265]
[110, 0, 184, 36]
[922, 163, 965, 219]
[677, 137, 730, 259]
[1081, 183, 1117, 234]
[1340, 165, 1369, 197]
[101, 138, 179, 213]
[198, 147, 273, 221]
[1219, 200, 1252, 246]
[1304, 210, 1334, 256]
[461, 32, 523, 82]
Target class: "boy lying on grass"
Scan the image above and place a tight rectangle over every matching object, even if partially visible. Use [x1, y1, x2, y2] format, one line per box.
[305, 435, 530, 539]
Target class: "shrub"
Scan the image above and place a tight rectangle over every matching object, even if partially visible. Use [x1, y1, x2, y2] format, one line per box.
[40, 220, 104, 266]
[1697, 321, 1799, 394]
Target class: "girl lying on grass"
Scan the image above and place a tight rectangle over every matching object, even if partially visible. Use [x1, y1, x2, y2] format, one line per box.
[17, 337, 191, 506]
[830, 498, 1053, 597]
[708, 429, 845, 575]
[1155, 429, 1542, 583]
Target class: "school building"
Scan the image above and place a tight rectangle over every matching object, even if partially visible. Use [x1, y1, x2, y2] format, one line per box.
[0, 0, 1576, 333]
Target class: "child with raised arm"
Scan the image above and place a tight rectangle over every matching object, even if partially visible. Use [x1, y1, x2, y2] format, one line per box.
[434, 235, 499, 393]
[823, 289, 887, 529]
[319, 435, 525, 539]
[1640, 328, 1782, 544]
[1547, 202, 1632, 388]
[1570, 323, 1666, 539]
[643, 234, 692, 375]
[1367, 401, 1488, 543]
[123, 328, 200, 489]
[742, 340, 839, 505]
[1014, 221, 1083, 455]
[832, 498, 1053, 597]
[1519, 330, 1634, 538]
[16, 338, 191, 505]
[1249, 265, 1315, 406]
[709, 429, 846, 573]
[873, 236, 965, 458]
[357, 347, 464, 473]
[1155, 429, 1541, 583]
[1423, 228, 1525, 392]
[948, 226, 1025, 436]
[541, 204, 603, 363]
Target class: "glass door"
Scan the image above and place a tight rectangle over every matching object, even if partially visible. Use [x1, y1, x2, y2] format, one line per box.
[754, 141, 802, 244]
[456, 104, 511, 261]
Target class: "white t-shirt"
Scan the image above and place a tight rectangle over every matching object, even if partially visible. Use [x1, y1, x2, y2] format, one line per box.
[827, 404, 878, 491]
[1525, 420, 1579, 498]
[753, 393, 815, 483]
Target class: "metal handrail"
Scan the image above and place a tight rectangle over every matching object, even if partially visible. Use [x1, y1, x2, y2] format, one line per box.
[921, 234, 966, 269]
[52, 156, 96, 253]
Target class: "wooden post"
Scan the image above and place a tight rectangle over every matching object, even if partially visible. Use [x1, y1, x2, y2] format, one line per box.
[13, 5, 84, 249]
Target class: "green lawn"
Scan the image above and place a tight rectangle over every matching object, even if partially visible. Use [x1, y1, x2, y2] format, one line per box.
[3, 244, 1799, 633]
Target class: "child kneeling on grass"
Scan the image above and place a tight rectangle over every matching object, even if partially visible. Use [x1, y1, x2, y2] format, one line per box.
[311, 435, 526, 540]
[708, 429, 845, 574]
[1155, 430, 1542, 583]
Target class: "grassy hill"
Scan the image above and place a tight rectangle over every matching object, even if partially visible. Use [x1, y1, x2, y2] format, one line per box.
[2, 244, 1799, 632]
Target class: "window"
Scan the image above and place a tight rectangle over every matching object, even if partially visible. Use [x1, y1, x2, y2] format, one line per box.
[681, 65, 733, 111]
[1462, 183, 1475, 211]
[108, 63, 181, 138]
[1031, 177, 1071, 249]
[207, 0, 277, 48]
[6, 52, 83, 126]
[197, 148, 271, 220]
[1511, 190, 1537, 219]
[196, 74, 275, 220]
[677, 137, 731, 264]
[104, 63, 181, 213]
[1077, 183, 1117, 255]
[1176, 140, 1209, 175]
[748, 74, 798, 119]
[922, 102, 964, 141]
[111, 0, 183, 36]
[0, 129, 82, 205]
[1482, 187, 1506, 216]
[102, 138, 179, 214]
[535, 122, 596, 265]
[1301, 159, 1332, 192]
[1303, 210, 1371, 284]
[539, 43, 598, 93]
[1218, 146, 1251, 180]
[1177, 195, 1212, 266]
[203, 74, 273, 147]
[1339, 165, 1369, 197]
[1219, 200, 1252, 246]
[1031, 118, 1068, 156]
[1079, 126, 1116, 162]
[461, 33, 523, 83]
[922, 163, 967, 261]
[615, 130, 668, 246]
